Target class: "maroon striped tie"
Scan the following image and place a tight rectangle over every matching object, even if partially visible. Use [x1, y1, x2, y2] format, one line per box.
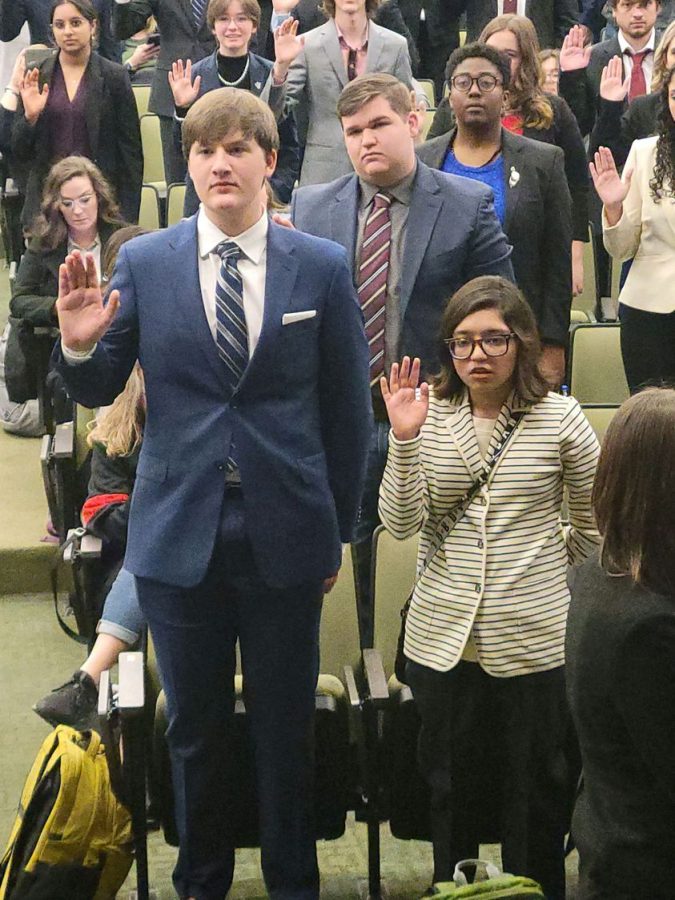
[358, 193, 391, 387]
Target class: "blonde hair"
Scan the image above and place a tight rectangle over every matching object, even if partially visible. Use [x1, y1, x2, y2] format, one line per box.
[87, 364, 145, 457]
[652, 20, 675, 90]
[480, 15, 554, 131]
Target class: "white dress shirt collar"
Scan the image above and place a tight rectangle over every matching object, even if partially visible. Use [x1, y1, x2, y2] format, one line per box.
[617, 28, 656, 57]
[197, 205, 268, 264]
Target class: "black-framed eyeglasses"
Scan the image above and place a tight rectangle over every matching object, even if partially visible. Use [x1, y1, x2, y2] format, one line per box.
[444, 332, 517, 359]
[450, 74, 502, 94]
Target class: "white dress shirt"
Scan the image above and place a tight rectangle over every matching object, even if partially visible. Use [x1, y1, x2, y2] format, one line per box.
[618, 29, 656, 92]
[197, 206, 267, 359]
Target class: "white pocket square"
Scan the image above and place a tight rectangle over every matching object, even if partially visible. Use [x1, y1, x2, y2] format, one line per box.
[282, 310, 317, 325]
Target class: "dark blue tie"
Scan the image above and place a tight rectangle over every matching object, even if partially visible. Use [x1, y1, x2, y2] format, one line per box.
[214, 241, 249, 389]
[192, 0, 207, 29]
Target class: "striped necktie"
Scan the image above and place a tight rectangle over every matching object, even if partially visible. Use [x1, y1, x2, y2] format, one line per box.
[358, 192, 391, 387]
[192, 0, 207, 30]
[214, 241, 248, 388]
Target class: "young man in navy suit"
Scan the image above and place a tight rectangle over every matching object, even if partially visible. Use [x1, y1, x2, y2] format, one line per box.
[291, 72, 514, 640]
[54, 87, 371, 900]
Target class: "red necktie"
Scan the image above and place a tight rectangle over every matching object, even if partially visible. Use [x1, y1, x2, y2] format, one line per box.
[502, 0, 517, 13]
[358, 193, 391, 387]
[627, 50, 649, 101]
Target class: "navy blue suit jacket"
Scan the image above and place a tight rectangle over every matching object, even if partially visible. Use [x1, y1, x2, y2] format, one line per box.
[54, 218, 371, 589]
[178, 52, 300, 207]
[291, 161, 514, 375]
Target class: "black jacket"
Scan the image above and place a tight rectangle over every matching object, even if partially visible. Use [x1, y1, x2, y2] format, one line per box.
[459, 0, 578, 48]
[11, 52, 142, 229]
[589, 91, 661, 167]
[428, 93, 589, 242]
[85, 442, 140, 556]
[417, 128, 572, 347]
[559, 35, 622, 139]
[567, 557, 675, 899]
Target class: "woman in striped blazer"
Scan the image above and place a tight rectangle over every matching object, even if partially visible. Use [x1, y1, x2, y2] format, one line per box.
[379, 276, 600, 899]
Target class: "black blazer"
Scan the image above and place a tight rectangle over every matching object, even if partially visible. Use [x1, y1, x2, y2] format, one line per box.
[10, 221, 121, 327]
[589, 91, 660, 167]
[11, 52, 142, 229]
[428, 93, 589, 242]
[559, 35, 622, 139]
[0, 0, 122, 62]
[112, 0, 215, 117]
[566, 557, 675, 899]
[417, 128, 572, 347]
[459, 0, 578, 48]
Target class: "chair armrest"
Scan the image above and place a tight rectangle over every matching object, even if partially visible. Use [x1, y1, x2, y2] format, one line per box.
[117, 651, 146, 718]
[362, 648, 389, 706]
[53, 420, 74, 458]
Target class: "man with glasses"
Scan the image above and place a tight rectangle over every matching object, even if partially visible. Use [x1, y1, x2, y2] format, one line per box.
[291, 72, 513, 642]
[418, 43, 572, 389]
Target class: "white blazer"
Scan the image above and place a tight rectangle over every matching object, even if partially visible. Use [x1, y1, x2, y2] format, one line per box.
[379, 390, 600, 678]
[603, 136, 675, 313]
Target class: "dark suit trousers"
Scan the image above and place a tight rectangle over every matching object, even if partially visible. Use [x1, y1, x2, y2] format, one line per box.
[619, 304, 675, 395]
[159, 115, 188, 187]
[406, 660, 569, 900]
[136, 491, 322, 900]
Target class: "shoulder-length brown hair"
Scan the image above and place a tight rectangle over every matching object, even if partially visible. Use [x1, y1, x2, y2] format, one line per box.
[432, 275, 549, 405]
[593, 388, 675, 596]
[31, 156, 124, 250]
[479, 14, 554, 131]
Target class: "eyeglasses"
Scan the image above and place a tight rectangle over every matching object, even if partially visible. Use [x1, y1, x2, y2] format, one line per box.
[450, 74, 502, 94]
[217, 15, 252, 26]
[59, 193, 95, 210]
[444, 332, 517, 359]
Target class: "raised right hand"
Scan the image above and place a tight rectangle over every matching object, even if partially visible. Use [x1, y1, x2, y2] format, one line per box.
[559, 25, 592, 73]
[589, 146, 632, 209]
[600, 56, 629, 102]
[56, 251, 119, 352]
[168, 59, 201, 108]
[21, 67, 49, 124]
[380, 356, 429, 442]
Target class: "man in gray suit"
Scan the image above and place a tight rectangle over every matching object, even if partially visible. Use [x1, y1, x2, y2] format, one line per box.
[461, 0, 579, 49]
[112, 0, 216, 184]
[271, 0, 416, 185]
[291, 73, 514, 639]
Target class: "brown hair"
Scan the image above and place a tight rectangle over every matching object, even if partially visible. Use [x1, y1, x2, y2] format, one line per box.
[207, 0, 261, 31]
[102, 225, 148, 284]
[321, 0, 379, 19]
[31, 156, 124, 250]
[479, 15, 554, 130]
[607, 0, 660, 9]
[652, 19, 675, 90]
[182, 87, 279, 159]
[593, 387, 675, 595]
[337, 73, 413, 120]
[432, 275, 548, 404]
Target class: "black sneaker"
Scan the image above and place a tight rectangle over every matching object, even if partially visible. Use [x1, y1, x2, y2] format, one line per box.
[33, 670, 99, 731]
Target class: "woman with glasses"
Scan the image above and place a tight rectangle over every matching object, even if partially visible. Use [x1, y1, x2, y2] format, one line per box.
[418, 43, 572, 388]
[429, 15, 589, 298]
[379, 275, 600, 899]
[539, 48, 561, 94]
[8, 156, 125, 423]
[11, 0, 141, 230]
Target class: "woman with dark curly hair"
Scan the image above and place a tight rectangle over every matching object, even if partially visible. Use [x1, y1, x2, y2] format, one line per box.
[590, 65, 675, 393]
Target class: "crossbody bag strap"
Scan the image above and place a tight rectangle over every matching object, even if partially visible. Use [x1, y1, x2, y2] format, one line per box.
[417, 410, 525, 580]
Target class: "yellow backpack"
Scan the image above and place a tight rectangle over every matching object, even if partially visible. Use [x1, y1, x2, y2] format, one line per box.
[0, 725, 133, 899]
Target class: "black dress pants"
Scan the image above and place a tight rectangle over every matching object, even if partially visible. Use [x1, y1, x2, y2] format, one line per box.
[406, 660, 569, 899]
[619, 303, 675, 395]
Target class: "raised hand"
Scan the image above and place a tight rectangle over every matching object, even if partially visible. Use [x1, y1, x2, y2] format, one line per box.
[9, 49, 27, 95]
[56, 251, 120, 352]
[380, 356, 429, 442]
[559, 25, 592, 73]
[272, 0, 301, 12]
[20, 67, 49, 124]
[600, 56, 629, 103]
[272, 18, 303, 77]
[589, 146, 632, 212]
[168, 59, 201, 108]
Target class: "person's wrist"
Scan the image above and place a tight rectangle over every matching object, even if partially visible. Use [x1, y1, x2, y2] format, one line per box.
[604, 202, 622, 225]
[392, 427, 420, 442]
[4, 86, 19, 97]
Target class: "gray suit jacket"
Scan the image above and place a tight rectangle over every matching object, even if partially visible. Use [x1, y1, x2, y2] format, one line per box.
[417, 129, 572, 346]
[291, 161, 514, 373]
[464, 0, 578, 48]
[284, 19, 414, 186]
[112, 0, 215, 117]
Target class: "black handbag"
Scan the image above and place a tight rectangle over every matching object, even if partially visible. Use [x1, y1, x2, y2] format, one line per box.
[394, 412, 525, 684]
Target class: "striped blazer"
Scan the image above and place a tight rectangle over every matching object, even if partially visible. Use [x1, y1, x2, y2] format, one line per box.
[379, 389, 600, 677]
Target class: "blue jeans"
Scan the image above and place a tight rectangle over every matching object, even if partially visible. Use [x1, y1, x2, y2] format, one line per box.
[97, 566, 145, 645]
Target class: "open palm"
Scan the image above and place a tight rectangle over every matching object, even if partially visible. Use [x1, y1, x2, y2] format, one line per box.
[380, 357, 429, 441]
[590, 146, 631, 208]
[56, 252, 119, 352]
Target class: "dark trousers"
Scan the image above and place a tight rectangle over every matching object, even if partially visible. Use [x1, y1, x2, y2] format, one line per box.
[619, 304, 675, 395]
[406, 660, 569, 900]
[136, 492, 323, 900]
[159, 114, 188, 187]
